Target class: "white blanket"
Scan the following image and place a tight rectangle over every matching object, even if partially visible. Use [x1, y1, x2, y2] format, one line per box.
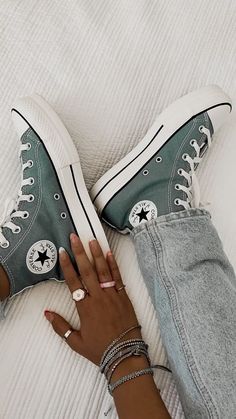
[0, 1, 236, 418]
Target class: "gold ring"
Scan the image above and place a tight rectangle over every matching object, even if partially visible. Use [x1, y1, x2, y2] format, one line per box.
[116, 285, 126, 292]
[63, 329, 73, 340]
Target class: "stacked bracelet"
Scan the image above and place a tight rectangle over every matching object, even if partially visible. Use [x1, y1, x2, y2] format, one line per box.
[100, 324, 141, 366]
[100, 324, 171, 397]
[100, 339, 149, 375]
[106, 346, 149, 387]
[108, 368, 154, 394]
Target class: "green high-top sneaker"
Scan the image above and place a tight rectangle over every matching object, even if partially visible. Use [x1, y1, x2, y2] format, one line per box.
[0, 95, 109, 318]
[90, 85, 232, 233]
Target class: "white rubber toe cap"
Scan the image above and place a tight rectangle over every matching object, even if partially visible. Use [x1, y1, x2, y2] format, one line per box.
[208, 103, 232, 133]
[11, 108, 30, 139]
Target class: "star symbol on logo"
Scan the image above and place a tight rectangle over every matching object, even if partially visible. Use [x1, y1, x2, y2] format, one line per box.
[35, 250, 51, 266]
[136, 208, 150, 222]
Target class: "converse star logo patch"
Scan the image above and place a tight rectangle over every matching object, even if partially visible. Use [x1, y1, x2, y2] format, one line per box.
[26, 240, 57, 274]
[129, 200, 158, 227]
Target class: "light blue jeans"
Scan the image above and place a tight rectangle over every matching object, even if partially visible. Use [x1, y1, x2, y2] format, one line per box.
[132, 209, 236, 419]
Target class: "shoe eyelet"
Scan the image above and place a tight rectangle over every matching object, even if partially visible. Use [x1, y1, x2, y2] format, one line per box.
[182, 153, 188, 161]
[190, 139, 196, 146]
[178, 168, 183, 176]
[174, 198, 180, 206]
[142, 170, 149, 176]
[23, 211, 29, 218]
[54, 193, 60, 200]
[61, 212, 67, 219]
[199, 125, 205, 133]
[29, 177, 35, 185]
[28, 160, 34, 168]
[27, 143, 32, 150]
[13, 226, 21, 234]
[1, 241, 9, 248]
[28, 194, 35, 202]
[155, 156, 162, 163]
[175, 184, 180, 190]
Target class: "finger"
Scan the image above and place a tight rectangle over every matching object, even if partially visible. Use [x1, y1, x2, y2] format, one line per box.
[59, 247, 89, 313]
[59, 247, 83, 291]
[89, 239, 116, 293]
[106, 251, 127, 295]
[44, 310, 82, 354]
[70, 233, 101, 294]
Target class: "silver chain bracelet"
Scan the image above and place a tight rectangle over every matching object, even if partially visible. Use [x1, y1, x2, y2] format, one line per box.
[100, 339, 147, 373]
[108, 368, 154, 395]
[100, 324, 141, 366]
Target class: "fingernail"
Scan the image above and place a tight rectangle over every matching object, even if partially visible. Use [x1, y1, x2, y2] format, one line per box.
[89, 239, 97, 247]
[59, 247, 67, 261]
[107, 251, 113, 257]
[70, 233, 79, 244]
[44, 310, 54, 322]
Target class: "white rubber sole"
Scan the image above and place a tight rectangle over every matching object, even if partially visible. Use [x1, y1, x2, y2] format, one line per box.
[90, 85, 232, 214]
[11, 94, 110, 260]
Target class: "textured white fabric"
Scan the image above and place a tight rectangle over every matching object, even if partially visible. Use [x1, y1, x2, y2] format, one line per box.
[0, 1, 236, 418]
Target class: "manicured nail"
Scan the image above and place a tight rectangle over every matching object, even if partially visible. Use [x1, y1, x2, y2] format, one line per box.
[44, 310, 54, 322]
[70, 233, 79, 244]
[89, 239, 97, 248]
[59, 247, 67, 261]
[107, 251, 113, 257]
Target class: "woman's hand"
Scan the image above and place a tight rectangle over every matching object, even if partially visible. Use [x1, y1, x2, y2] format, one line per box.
[44, 233, 141, 365]
[44, 233, 171, 419]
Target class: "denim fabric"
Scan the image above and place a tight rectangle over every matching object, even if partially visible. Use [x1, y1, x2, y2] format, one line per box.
[132, 209, 236, 419]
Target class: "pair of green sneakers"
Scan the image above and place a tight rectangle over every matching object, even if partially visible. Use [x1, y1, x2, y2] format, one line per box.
[0, 85, 232, 317]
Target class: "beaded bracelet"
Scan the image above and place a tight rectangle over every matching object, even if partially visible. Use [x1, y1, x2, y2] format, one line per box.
[100, 327, 172, 401]
[103, 345, 143, 378]
[100, 324, 141, 366]
[106, 347, 149, 385]
[108, 368, 154, 395]
[100, 339, 148, 373]
[104, 343, 150, 378]
[100, 339, 145, 372]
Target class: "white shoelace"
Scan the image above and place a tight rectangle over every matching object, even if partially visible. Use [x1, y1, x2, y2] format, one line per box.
[0, 143, 34, 248]
[175, 125, 212, 210]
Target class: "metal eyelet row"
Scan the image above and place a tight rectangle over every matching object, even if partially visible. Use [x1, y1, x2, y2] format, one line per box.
[11, 211, 30, 235]
[142, 156, 162, 176]
[53, 194, 66, 218]
[1, 146, 34, 247]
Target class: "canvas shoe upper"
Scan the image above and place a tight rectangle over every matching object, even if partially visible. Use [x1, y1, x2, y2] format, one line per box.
[0, 127, 76, 296]
[0, 95, 109, 318]
[90, 85, 232, 233]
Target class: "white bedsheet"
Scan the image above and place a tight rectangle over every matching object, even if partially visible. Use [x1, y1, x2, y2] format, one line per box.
[0, 1, 235, 418]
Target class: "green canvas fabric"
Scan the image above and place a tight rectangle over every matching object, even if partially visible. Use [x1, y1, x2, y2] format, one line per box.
[102, 112, 213, 232]
[0, 128, 77, 302]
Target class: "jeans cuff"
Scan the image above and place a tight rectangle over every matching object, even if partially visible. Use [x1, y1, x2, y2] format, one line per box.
[131, 208, 211, 237]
